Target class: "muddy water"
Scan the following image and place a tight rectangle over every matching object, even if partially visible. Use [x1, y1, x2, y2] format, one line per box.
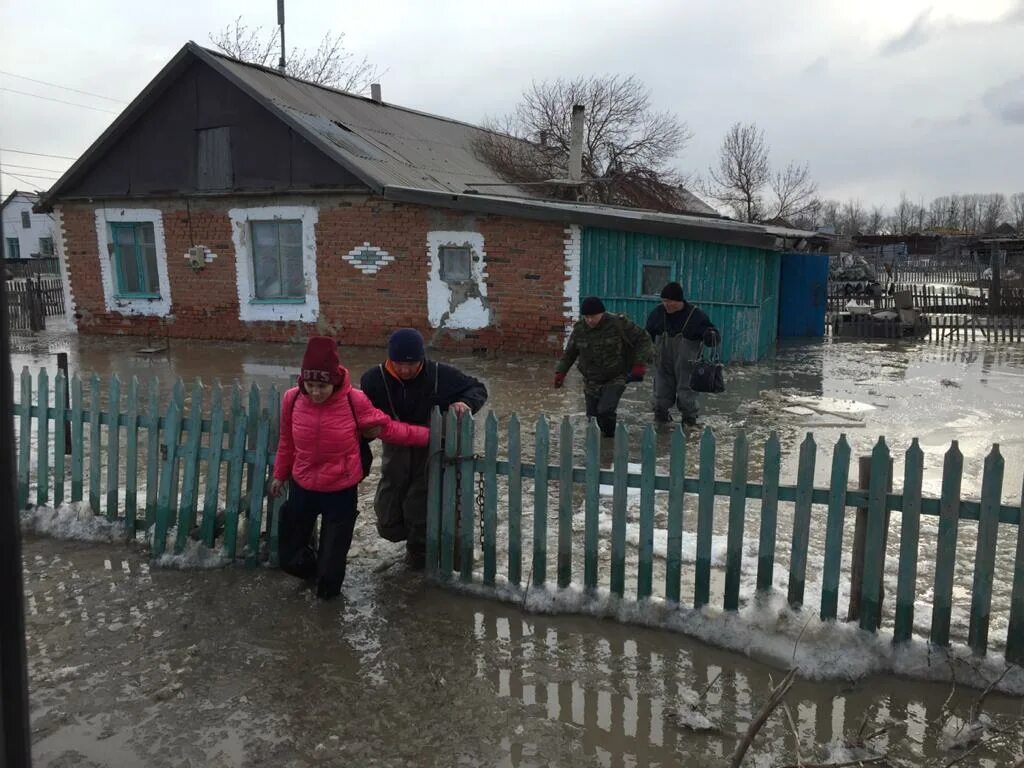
[23, 538, 1024, 767]
[12, 325, 1024, 765]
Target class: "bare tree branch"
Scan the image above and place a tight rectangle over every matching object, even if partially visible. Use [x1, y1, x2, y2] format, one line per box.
[769, 161, 818, 220]
[209, 17, 382, 94]
[474, 75, 696, 212]
[704, 122, 771, 222]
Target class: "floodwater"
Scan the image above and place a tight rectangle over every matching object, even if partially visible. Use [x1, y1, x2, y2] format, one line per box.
[12, 321, 1024, 766]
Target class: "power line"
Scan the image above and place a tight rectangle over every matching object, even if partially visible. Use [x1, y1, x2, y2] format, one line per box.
[0, 70, 126, 103]
[0, 170, 59, 180]
[0, 148, 78, 160]
[3, 163, 68, 174]
[0, 87, 120, 114]
[0, 170, 49, 189]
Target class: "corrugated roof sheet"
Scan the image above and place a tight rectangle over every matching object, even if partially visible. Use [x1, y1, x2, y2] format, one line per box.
[208, 51, 526, 196]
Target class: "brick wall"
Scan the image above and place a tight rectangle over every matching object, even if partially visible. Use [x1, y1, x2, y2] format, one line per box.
[57, 195, 568, 354]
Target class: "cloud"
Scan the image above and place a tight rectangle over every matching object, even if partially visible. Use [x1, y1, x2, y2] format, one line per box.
[881, 9, 934, 56]
[983, 75, 1024, 124]
[881, 3, 1024, 57]
[802, 56, 828, 76]
[912, 112, 973, 129]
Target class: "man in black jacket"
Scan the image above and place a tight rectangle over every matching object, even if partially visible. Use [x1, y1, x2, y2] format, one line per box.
[360, 329, 488, 569]
[645, 282, 721, 426]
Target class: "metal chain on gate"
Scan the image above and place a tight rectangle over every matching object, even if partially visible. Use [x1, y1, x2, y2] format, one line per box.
[477, 470, 486, 550]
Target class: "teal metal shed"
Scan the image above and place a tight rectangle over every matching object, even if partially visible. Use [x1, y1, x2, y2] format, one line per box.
[579, 227, 781, 362]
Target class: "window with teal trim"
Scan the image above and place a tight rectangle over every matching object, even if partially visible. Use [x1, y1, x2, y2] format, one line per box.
[5, 237, 19, 259]
[251, 220, 304, 301]
[639, 261, 674, 297]
[110, 222, 159, 297]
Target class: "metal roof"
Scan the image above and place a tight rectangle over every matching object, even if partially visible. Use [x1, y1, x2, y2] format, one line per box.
[382, 186, 795, 250]
[204, 48, 528, 196]
[37, 43, 802, 250]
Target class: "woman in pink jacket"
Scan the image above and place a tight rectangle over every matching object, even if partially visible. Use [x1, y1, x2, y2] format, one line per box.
[270, 336, 430, 599]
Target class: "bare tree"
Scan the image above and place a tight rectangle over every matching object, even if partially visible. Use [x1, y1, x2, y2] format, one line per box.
[476, 75, 693, 211]
[792, 198, 823, 231]
[1011, 192, 1024, 233]
[866, 205, 886, 235]
[768, 161, 818, 221]
[209, 17, 381, 93]
[981, 193, 1007, 233]
[704, 122, 771, 222]
[893, 194, 914, 235]
[820, 199, 842, 233]
[841, 199, 867, 236]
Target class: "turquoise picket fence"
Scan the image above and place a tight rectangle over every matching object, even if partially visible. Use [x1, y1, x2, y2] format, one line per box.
[12, 369, 1024, 664]
[13, 368, 284, 566]
[424, 409, 1024, 665]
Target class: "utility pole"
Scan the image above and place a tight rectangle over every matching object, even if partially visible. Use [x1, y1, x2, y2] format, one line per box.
[277, 0, 286, 73]
[0, 163, 34, 767]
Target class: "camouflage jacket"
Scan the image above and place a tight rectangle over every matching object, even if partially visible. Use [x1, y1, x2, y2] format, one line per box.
[556, 313, 655, 385]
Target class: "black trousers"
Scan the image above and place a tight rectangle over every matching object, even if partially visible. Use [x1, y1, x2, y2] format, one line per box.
[585, 382, 627, 438]
[278, 482, 358, 599]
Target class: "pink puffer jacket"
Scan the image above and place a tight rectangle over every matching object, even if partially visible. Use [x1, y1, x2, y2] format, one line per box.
[273, 366, 430, 492]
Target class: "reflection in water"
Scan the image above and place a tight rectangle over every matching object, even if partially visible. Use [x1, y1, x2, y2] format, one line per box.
[468, 608, 1022, 768]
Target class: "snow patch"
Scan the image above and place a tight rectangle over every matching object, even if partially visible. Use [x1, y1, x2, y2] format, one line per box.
[442, 577, 1024, 695]
[21, 503, 125, 543]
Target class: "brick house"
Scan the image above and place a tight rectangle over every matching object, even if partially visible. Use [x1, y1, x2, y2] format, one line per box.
[38, 43, 808, 359]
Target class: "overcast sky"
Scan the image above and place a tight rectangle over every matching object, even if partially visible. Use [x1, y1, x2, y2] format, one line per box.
[2, 0, 1021, 210]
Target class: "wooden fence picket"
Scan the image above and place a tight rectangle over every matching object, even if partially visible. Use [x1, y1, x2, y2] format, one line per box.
[11, 374, 1024, 661]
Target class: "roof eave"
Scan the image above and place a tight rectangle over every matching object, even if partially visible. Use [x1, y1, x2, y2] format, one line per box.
[36, 44, 199, 212]
[383, 186, 779, 250]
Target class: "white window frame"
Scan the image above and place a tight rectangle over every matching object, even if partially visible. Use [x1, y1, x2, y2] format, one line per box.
[94, 208, 171, 317]
[426, 231, 490, 330]
[230, 205, 320, 323]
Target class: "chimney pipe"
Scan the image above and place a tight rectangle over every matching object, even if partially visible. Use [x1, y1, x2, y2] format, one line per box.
[539, 130, 548, 148]
[277, 0, 286, 73]
[568, 104, 584, 183]
[370, 83, 382, 103]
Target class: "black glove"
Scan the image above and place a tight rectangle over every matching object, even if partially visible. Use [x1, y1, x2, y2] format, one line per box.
[703, 328, 721, 347]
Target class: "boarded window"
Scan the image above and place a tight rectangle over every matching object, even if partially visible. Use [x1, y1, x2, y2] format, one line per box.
[197, 127, 233, 191]
[640, 263, 673, 296]
[110, 222, 159, 297]
[21, 211, 30, 228]
[39, 237, 54, 256]
[251, 220, 304, 300]
[439, 246, 472, 282]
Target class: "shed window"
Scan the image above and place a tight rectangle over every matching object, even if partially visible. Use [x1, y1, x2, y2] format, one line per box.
[21, 211, 31, 228]
[6, 238, 20, 259]
[439, 245, 472, 282]
[640, 262, 674, 297]
[251, 220, 304, 300]
[110, 222, 159, 297]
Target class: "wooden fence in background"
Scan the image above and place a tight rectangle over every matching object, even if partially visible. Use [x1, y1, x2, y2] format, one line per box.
[6, 277, 66, 331]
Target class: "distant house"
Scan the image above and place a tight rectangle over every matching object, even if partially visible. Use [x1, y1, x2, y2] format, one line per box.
[993, 222, 1018, 237]
[2, 191, 57, 259]
[37, 42, 812, 360]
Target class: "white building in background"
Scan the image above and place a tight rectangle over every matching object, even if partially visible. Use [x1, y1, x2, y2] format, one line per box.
[2, 190, 57, 259]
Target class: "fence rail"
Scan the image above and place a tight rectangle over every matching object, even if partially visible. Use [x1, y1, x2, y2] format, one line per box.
[4, 257, 59, 279]
[825, 313, 1024, 342]
[6, 277, 66, 331]
[12, 369, 1024, 665]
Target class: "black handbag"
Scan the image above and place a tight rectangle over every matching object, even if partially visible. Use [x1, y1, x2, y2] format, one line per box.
[689, 343, 725, 393]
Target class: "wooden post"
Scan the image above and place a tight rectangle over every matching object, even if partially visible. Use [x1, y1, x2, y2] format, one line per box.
[57, 352, 71, 454]
[989, 243, 1001, 315]
[847, 455, 893, 625]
